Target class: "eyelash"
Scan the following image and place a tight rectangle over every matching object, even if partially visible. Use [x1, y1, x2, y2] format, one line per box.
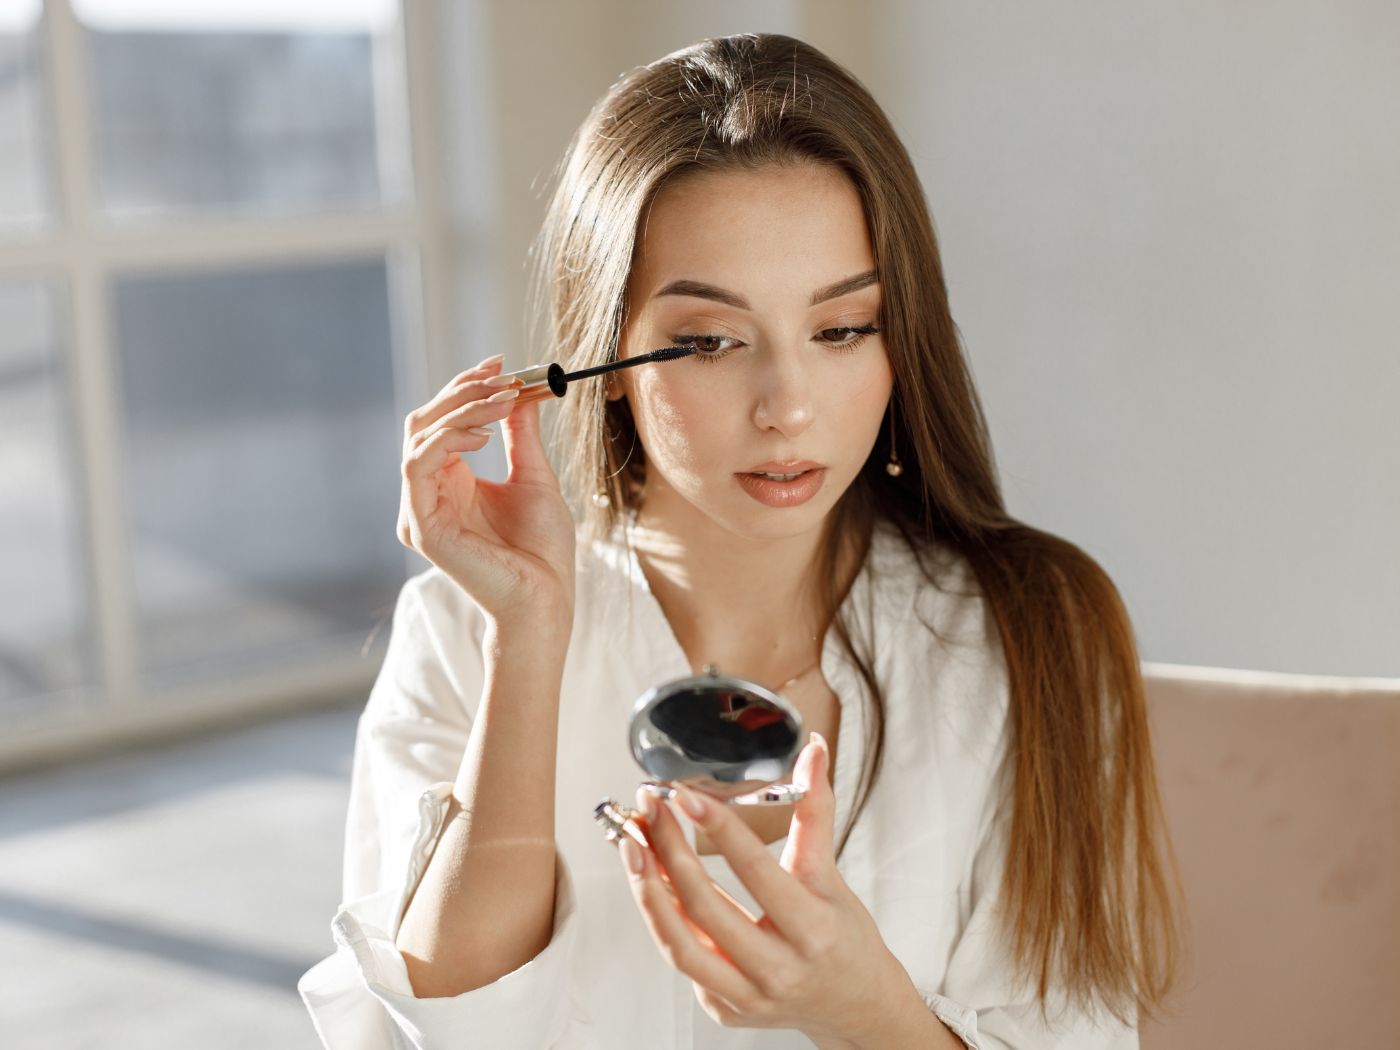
[671, 324, 883, 365]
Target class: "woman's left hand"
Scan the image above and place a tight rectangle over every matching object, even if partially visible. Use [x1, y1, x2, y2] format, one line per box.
[616, 732, 917, 1047]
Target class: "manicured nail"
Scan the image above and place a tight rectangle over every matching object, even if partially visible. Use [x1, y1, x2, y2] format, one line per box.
[673, 783, 708, 820]
[467, 426, 494, 437]
[635, 786, 657, 821]
[476, 353, 504, 368]
[619, 835, 645, 875]
[482, 374, 518, 387]
[485, 388, 521, 404]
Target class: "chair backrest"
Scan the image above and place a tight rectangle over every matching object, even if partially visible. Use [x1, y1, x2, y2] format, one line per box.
[1139, 662, 1400, 1048]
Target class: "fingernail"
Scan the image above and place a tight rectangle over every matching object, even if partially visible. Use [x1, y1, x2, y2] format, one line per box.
[482, 374, 518, 388]
[475, 353, 504, 368]
[619, 835, 645, 875]
[467, 426, 494, 437]
[674, 783, 708, 820]
[635, 786, 657, 821]
[485, 388, 521, 404]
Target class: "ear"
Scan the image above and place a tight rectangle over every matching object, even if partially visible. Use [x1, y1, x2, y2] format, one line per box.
[604, 377, 625, 402]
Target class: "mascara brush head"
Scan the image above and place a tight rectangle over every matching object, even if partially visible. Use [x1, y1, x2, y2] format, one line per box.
[559, 345, 697, 384]
[640, 345, 696, 364]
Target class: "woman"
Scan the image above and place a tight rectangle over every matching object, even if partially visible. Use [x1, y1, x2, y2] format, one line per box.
[299, 33, 1183, 1049]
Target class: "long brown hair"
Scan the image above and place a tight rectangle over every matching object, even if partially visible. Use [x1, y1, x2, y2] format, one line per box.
[527, 33, 1183, 1028]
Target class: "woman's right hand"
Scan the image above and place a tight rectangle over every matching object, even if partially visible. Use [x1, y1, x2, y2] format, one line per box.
[398, 354, 577, 632]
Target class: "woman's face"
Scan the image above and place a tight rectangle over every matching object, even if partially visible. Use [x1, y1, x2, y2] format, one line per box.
[614, 162, 892, 541]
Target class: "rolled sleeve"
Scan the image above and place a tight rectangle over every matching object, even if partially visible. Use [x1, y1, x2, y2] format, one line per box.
[919, 989, 983, 1048]
[299, 568, 597, 1048]
[300, 783, 588, 1050]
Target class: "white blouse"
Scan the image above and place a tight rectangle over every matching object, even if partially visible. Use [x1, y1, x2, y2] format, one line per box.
[298, 517, 1137, 1049]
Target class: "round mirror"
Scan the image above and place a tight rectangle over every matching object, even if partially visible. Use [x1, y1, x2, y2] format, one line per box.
[628, 664, 807, 805]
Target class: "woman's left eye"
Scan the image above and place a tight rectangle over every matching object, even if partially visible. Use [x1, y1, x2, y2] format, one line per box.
[671, 324, 882, 365]
[820, 324, 882, 351]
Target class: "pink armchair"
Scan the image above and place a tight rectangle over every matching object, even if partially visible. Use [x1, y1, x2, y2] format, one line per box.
[1140, 662, 1400, 1047]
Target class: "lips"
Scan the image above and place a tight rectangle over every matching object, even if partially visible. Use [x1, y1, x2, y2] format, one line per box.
[743, 459, 825, 475]
[735, 466, 827, 508]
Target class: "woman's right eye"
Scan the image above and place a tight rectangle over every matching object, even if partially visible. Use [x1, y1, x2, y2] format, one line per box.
[673, 334, 742, 362]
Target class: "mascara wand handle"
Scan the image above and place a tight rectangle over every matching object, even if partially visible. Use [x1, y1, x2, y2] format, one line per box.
[489, 362, 568, 404]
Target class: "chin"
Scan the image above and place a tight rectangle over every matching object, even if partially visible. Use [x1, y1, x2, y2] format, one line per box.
[709, 485, 841, 543]
[722, 513, 822, 543]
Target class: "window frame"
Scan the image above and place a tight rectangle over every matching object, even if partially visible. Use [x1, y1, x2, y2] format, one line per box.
[0, 0, 452, 769]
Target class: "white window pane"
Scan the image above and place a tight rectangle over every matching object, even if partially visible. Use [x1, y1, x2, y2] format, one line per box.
[0, 279, 93, 713]
[0, 1, 51, 225]
[78, 1, 409, 219]
[112, 258, 405, 687]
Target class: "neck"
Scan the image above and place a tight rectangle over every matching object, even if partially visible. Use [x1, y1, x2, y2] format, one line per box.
[629, 484, 847, 687]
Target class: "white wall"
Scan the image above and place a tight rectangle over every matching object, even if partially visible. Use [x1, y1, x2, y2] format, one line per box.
[860, 2, 1399, 676]
[441, 1, 1398, 677]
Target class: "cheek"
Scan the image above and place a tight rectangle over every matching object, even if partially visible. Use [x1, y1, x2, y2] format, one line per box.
[631, 375, 716, 478]
[840, 355, 895, 443]
[841, 349, 893, 405]
[857, 367, 893, 416]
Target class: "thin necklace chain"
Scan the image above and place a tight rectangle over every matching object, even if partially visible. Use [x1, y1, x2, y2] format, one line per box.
[776, 635, 823, 692]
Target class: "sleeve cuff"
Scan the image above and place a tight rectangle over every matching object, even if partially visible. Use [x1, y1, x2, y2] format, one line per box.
[919, 990, 982, 1050]
[300, 783, 583, 1050]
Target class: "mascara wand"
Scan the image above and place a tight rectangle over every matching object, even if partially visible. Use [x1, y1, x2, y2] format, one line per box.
[490, 345, 697, 405]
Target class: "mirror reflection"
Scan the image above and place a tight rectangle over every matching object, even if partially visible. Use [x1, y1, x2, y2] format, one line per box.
[629, 665, 807, 806]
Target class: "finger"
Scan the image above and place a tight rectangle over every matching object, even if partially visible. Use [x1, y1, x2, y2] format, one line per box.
[397, 425, 495, 551]
[439, 353, 505, 393]
[779, 734, 838, 886]
[497, 395, 559, 488]
[411, 388, 522, 447]
[452, 352, 504, 379]
[619, 833, 766, 1017]
[406, 356, 503, 441]
[630, 813, 746, 939]
[669, 782, 821, 949]
[401, 426, 492, 527]
[409, 390, 520, 453]
[639, 788, 796, 989]
[402, 356, 506, 452]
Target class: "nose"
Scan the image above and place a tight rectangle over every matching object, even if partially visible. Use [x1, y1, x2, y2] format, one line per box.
[750, 346, 814, 438]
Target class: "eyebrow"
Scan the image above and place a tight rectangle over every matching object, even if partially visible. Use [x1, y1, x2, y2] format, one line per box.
[653, 268, 879, 310]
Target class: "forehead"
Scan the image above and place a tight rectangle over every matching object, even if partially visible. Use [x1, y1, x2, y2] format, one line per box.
[628, 163, 875, 302]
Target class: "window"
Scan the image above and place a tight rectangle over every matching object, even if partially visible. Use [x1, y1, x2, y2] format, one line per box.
[0, 0, 443, 756]
[0, 1, 50, 224]
[0, 277, 90, 714]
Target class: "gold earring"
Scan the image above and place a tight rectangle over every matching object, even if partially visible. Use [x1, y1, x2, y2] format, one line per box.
[885, 403, 903, 477]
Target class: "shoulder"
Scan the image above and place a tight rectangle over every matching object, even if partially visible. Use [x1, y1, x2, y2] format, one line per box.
[865, 518, 995, 652]
[864, 518, 1010, 756]
[365, 563, 493, 727]
[394, 562, 489, 646]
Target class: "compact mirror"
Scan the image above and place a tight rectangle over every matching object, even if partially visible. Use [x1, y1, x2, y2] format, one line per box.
[628, 664, 807, 806]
